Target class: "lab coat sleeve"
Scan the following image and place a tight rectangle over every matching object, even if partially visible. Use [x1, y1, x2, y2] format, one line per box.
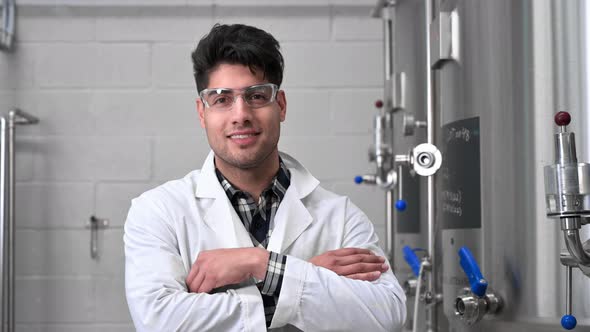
[270, 198, 407, 331]
[124, 194, 266, 332]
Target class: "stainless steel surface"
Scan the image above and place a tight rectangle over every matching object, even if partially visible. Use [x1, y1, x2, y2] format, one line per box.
[544, 163, 590, 217]
[431, 0, 590, 330]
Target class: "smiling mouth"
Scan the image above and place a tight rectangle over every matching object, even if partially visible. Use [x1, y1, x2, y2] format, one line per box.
[229, 133, 259, 139]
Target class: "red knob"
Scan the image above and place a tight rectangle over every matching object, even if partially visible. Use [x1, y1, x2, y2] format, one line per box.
[555, 112, 571, 126]
[375, 100, 384, 109]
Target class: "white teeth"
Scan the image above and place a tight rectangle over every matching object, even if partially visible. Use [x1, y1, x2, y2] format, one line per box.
[231, 134, 255, 139]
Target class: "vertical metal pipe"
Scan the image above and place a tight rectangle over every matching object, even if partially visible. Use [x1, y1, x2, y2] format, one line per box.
[425, 0, 438, 331]
[0, 118, 6, 332]
[382, 2, 395, 268]
[386, 190, 394, 264]
[383, 5, 393, 112]
[566, 266, 572, 315]
[7, 113, 14, 332]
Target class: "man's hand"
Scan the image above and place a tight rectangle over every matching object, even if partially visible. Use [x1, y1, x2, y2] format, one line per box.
[309, 248, 388, 281]
[186, 247, 269, 294]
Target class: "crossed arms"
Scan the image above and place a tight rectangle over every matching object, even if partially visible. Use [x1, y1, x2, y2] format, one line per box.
[124, 195, 406, 331]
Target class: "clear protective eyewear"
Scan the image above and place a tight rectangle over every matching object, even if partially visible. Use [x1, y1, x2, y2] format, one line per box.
[199, 83, 279, 110]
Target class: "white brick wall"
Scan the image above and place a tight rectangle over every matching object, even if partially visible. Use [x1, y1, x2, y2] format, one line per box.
[4, 2, 386, 330]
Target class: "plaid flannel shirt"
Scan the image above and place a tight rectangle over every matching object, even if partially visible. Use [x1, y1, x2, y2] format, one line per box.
[215, 158, 290, 328]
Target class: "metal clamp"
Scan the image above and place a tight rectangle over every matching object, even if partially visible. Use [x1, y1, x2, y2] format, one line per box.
[86, 216, 109, 259]
[455, 287, 502, 325]
[411, 143, 442, 176]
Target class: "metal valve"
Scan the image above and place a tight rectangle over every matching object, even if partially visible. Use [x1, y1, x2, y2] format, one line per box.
[544, 111, 590, 330]
[402, 111, 427, 136]
[402, 246, 426, 296]
[454, 246, 502, 325]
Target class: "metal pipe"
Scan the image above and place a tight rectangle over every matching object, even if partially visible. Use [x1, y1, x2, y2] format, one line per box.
[566, 265, 573, 315]
[563, 229, 590, 265]
[4, 109, 38, 332]
[412, 262, 426, 332]
[425, 0, 437, 330]
[0, 118, 6, 332]
[0, 0, 16, 51]
[7, 112, 15, 332]
[11, 109, 39, 125]
[555, 132, 578, 164]
[386, 190, 394, 263]
[383, 5, 394, 113]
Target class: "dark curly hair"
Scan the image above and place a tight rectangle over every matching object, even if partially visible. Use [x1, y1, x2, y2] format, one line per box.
[191, 24, 285, 93]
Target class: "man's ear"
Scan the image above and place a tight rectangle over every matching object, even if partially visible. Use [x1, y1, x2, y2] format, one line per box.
[277, 90, 287, 122]
[197, 98, 206, 128]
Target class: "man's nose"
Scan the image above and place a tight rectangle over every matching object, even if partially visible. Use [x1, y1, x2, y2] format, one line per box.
[230, 96, 253, 123]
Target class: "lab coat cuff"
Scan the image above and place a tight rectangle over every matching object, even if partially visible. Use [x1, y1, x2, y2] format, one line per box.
[269, 255, 309, 329]
[234, 284, 267, 332]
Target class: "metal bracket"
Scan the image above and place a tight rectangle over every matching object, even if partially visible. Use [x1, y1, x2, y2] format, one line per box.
[402, 111, 427, 136]
[392, 72, 406, 112]
[430, 9, 460, 69]
[86, 216, 109, 259]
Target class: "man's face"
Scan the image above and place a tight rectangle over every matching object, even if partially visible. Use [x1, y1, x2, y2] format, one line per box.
[197, 64, 287, 170]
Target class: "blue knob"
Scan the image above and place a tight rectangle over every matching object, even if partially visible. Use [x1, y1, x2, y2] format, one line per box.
[354, 176, 363, 184]
[395, 200, 407, 211]
[561, 315, 577, 330]
[402, 246, 421, 277]
[458, 246, 488, 297]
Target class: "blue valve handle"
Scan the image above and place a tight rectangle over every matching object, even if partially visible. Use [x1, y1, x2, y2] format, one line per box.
[561, 315, 577, 330]
[395, 199, 407, 211]
[402, 246, 421, 277]
[354, 175, 363, 184]
[458, 246, 488, 297]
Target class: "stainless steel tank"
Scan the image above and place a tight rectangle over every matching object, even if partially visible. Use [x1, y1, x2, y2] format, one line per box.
[429, 0, 590, 331]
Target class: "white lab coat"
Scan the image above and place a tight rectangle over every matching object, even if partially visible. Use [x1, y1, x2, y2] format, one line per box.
[124, 151, 406, 332]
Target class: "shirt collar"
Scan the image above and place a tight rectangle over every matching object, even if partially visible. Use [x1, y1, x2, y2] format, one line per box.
[215, 157, 291, 203]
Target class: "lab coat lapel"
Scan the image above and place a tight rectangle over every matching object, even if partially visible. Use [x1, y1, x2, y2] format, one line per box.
[196, 151, 253, 248]
[203, 197, 254, 248]
[267, 187, 312, 253]
[267, 152, 319, 253]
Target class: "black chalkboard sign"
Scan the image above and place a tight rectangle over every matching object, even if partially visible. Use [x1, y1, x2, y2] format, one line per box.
[439, 117, 481, 229]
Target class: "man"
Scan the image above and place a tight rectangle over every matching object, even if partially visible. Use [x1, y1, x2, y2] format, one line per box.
[124, 24, 406, 331]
